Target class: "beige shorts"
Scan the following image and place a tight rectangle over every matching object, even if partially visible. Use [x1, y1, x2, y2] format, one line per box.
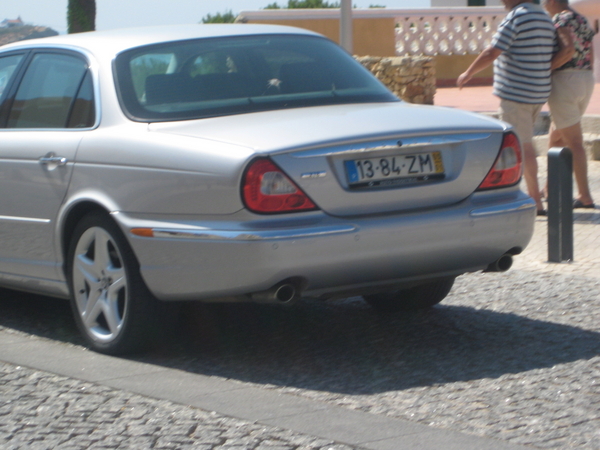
[499, 99, 543, 145]
[548, 69, 595, 130]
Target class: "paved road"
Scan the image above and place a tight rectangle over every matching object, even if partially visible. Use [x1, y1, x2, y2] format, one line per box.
[434, 84, 600, 115]
[1, 160, 599, 449]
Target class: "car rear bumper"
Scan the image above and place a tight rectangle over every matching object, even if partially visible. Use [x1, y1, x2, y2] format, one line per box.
[116, 191, 536, 301]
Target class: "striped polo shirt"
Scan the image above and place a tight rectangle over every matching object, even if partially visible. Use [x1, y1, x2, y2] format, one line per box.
[491, 2, 556, 104]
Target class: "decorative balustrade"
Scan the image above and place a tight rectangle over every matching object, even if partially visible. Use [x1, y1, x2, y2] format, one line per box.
[237, 7, 505, 56]
[393, 7, 505, 56]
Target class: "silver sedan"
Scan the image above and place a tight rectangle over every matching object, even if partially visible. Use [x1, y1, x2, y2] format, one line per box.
[0, 24, 536, 354]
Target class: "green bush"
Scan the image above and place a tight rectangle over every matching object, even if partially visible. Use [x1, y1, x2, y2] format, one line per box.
[201, 10, 236, 23]
[265, 0, 340, 7]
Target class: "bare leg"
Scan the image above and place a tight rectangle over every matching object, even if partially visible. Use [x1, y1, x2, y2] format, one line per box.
[522, 141, 543, 211]
[554, 122, 594, 205]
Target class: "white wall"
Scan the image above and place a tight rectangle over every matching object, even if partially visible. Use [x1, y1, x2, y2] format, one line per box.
[431, 0, 465, 7]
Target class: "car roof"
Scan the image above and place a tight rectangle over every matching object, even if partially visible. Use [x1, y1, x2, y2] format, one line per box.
[0, 24, 321, 58]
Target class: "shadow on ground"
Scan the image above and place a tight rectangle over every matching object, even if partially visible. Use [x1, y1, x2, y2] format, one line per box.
[1, 279, 599, 395]
[574, 210, 600, 223]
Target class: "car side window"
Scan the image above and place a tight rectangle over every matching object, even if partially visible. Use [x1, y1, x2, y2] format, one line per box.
[7, 53, 90, 129]
[0, 54, 25, 103]
[67, 71, 95, 128]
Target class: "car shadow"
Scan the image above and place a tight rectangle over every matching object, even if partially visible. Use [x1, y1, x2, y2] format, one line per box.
[141, 294, 600, 395]
[0, 289, 84, 346]
[1, 287, 599, 395]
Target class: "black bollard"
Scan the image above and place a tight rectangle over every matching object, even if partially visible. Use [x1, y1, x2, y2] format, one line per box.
[547, 147, 573, 262]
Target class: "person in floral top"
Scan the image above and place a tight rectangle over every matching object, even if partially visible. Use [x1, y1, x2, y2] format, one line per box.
[543, 0, 596, 209]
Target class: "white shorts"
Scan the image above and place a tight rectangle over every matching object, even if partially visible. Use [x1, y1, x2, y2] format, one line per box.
[499, 99, 543, 145]
[548, 70, 595, 130]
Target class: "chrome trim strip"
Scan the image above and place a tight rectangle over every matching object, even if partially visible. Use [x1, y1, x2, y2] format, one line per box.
[293, 133, 492, 158]
[150, 224, 357, 241]
[301, 171, 327, 179]
[0, 215, 51, 223]
[470, 198, 536, 217]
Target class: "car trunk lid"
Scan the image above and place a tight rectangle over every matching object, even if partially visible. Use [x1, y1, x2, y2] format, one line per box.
[149, 102, 509, 216]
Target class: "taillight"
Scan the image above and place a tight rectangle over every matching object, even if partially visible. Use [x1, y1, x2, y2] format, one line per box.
[477, 132, 522, 190]
[242, 158, 318, 214]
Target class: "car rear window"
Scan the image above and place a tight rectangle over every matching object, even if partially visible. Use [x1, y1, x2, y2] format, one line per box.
[114, 34, 397, 122]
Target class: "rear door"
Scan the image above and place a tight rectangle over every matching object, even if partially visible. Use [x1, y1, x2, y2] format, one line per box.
[0, 49, 95, 281]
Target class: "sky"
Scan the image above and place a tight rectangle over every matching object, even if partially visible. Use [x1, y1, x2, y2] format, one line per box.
[5, 0, 430, 35]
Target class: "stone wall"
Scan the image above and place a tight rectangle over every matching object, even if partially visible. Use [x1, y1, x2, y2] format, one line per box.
[356, 56, 435, 105]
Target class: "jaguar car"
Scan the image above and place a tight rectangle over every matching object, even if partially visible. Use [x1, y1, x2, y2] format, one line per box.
[0, 24, 536, 354]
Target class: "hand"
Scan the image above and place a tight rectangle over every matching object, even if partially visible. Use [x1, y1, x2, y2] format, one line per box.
[457, 72, 471, 89]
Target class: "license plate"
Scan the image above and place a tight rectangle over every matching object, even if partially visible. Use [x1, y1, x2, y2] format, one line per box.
[344, 151, 444, 188]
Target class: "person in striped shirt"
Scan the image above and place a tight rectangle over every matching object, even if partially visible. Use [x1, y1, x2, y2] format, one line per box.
[457, 0, 559, 216]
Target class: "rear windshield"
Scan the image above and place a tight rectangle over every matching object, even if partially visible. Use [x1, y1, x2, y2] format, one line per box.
[114, 34, 398, 121]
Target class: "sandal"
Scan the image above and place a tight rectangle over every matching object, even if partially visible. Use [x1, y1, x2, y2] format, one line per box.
[573, 199, 595, 209]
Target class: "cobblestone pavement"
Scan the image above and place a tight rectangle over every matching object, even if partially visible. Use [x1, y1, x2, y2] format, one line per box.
[512, 159, 600, 278]
[0, 362, 355, 450]
[1, 160, 599, 450]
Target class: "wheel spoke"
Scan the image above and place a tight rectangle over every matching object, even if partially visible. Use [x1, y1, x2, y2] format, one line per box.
[107, 269, 126, 295]
[83, 289, 104, 328]
[93, 229, 112, 273]
[104, 250, 126, 336]
[74, 253, 101, 289]
[103, 295, 122, 335]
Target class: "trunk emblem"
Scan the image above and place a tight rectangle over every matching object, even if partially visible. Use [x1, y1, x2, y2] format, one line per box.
[301, 171, 327, 179]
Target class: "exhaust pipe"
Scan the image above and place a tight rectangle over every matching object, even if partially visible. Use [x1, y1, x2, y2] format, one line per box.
[251, 282, 299, 304]
[484, 253, 513, 272]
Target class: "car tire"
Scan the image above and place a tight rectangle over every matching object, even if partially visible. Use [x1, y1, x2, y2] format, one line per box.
[363, 277, 455, 313]
[67, 212, 159, 355]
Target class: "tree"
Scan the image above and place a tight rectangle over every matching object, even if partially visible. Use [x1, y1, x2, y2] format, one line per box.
[204, 2, 386, 22]
[265, 0, 341, 8]
[67, 0, 96, 34]
[201, 10, 236, 23]
[264, 1, 385, 8]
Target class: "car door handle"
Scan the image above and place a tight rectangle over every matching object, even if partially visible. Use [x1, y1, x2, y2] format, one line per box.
[39, 155, 68, 166]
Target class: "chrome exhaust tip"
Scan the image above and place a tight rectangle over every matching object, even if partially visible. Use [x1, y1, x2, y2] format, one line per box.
[273, 284, 296, 303]
[250, 282, 299, 304]
[484, 254, 513, 272]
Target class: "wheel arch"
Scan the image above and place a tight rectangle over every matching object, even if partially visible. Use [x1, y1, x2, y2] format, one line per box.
[58, 200, 113, 278]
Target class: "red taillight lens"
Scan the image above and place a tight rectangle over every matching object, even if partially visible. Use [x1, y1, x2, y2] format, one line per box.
[477, 132, 523, 190]
[242, 158, 318, 214]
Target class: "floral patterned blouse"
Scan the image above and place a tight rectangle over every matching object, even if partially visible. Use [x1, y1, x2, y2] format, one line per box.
[553, 9, 596, 71]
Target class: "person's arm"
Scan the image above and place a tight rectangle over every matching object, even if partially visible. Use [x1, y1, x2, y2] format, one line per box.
[550, 26, 575, 70]
[457, 46, 502, 89]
